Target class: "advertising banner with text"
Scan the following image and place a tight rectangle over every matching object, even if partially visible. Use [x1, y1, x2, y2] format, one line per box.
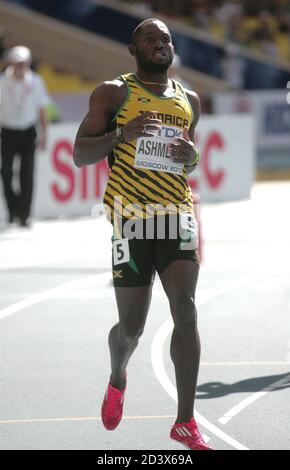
[0, 116, 255, 222]
[213, 90, 290, 150]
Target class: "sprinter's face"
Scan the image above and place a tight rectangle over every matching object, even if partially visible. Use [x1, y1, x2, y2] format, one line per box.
[133, 21, 174, 73]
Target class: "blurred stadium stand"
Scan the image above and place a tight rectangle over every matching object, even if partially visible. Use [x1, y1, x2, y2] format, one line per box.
[1, 0, 289, 175]
[0, 0, 229, 94]
[2, 0, 290, 90]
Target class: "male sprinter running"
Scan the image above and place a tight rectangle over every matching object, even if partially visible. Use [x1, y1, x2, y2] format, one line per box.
[73, 18, 212, 451]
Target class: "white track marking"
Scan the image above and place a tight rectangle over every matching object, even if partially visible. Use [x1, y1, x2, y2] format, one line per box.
[151, 274, 264, 451]
[218, 373, 290, 425]
[151, 317, 248, 450]
[0, 269, 269, 449]
[0, 272, 111, 321]
[201, 362, 290, 366]
[0, 415, 177, 425]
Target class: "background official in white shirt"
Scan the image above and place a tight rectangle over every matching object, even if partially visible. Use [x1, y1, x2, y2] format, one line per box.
[0, 46, 49, 227]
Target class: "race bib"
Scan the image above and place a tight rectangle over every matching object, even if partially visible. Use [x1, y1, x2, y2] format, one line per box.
[134, 125, 184, 175]
[179, 214, 199, 251]
[113, 238, 130, 266]
[180, 213, 198, 234]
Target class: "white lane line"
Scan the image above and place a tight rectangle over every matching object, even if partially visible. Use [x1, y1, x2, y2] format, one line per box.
[151, 317, 248, 450]
[218, 373, 290, 425]
[0, 415, 177, 425]
[0, 272, 111, 321]
[201, 362, 290, 366]
[151, 274, 263, 451]
[0, 270, 265, 449]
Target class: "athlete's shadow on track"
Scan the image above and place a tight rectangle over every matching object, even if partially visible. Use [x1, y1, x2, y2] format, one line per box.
[196, 373, 290, 399]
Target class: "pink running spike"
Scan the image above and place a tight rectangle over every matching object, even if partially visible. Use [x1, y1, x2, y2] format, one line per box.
[170, 417, 214, 450]
[101, 374, 127, 431]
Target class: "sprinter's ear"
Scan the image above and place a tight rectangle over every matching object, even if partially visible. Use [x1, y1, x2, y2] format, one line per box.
[129, 45, 136, 57]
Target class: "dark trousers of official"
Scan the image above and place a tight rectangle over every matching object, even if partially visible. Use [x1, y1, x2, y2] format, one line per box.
[0, 126, 37, 223]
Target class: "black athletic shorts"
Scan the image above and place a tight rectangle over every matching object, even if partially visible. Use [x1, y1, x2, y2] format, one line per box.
[111, 213, 199, 287]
